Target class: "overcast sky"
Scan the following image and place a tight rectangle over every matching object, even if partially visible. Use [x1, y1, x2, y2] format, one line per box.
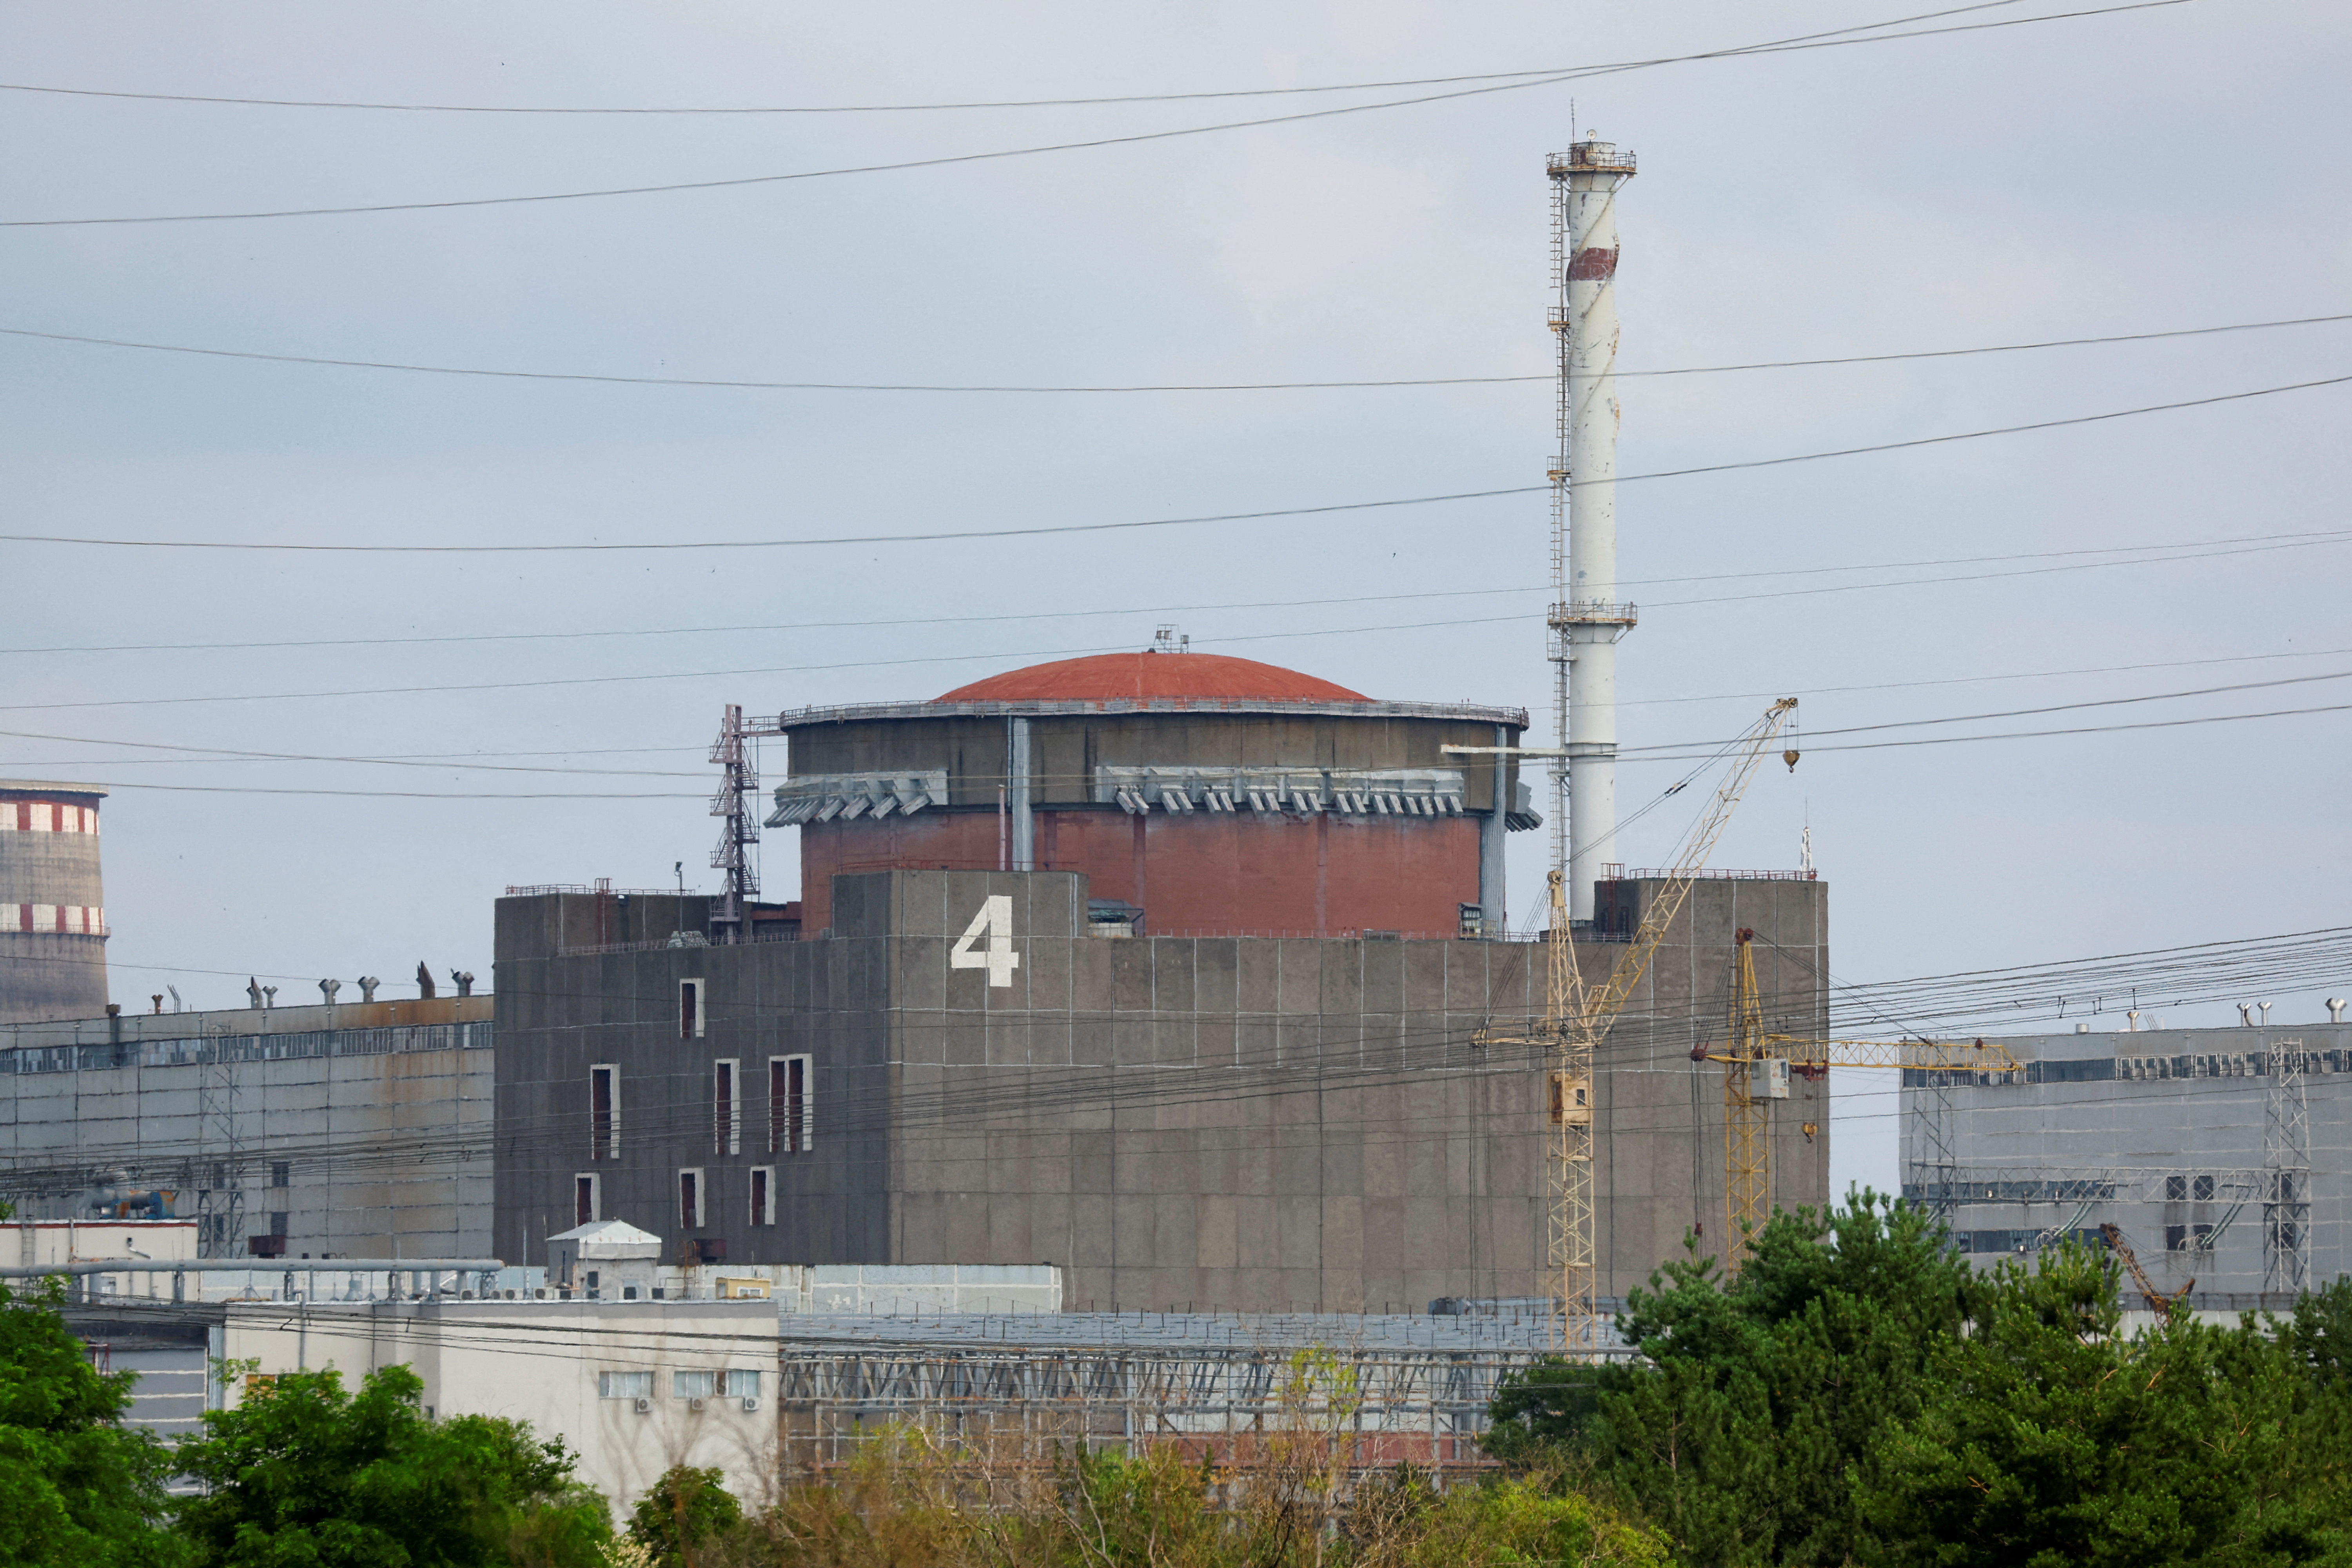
[2, 1, 2345, 1197]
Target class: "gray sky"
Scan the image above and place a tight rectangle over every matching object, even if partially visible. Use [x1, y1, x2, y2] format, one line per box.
[3, 0, 2346, 1199]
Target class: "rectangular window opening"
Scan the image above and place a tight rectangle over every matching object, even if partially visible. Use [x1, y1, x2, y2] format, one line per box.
[574, 1173, 600, 1228]
[270, 1161, 291, 1188]
[715, 1059, 739, 1155]
[771, 1054, 812, 1154]
[679, 1167, 703, 1231]
[680, 978, 706, 1040]
[590, 1065, 618, 1161]
[722, 1368, 761, 1399]
[598, 1370, 653, 1401]
[2192, 1174, 2216, 1202]
[750, 1165, 774, 1228]
[674, 1370, 717, 1400]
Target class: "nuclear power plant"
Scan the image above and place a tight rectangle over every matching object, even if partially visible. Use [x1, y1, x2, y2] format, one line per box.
[11, 134, 2333, 1376]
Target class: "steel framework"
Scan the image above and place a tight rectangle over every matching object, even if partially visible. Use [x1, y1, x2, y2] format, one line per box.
[2265, 1038, 2312, 1293]
[773, 1341, 1581, 1473]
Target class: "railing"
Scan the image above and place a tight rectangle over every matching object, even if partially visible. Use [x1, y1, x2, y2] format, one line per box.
[774, 697, 1530, 728]
[503, 884, 685, 898]
[1612, 867, 1818, 882]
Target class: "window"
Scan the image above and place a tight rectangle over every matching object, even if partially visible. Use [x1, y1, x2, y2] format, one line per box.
[598, 1371, 653, 1400]
[590, 1065, 618, 1160]
[574, 1173, 600, 1227]
[2166, 1224, 2189, 1250]
[270, 1161, 291, 1187]
[722, 1369, 761, 1399]
[750, 1166, 776, 1227]
[268, 1212, 289, 1238]
[2164, 1175, 2187, 1201]
[2192, 1223, 2213, 1247]
[680, 978, 706, 1040]
[714, 1059, 739, 1155]
[771, 1054, 812, 1153]
[673, 1370, 716, 1399]
[679, 1168, 703, 1230]
[2192, 1174, 2216, 1202]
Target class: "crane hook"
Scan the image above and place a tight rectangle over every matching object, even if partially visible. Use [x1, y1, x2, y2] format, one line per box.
[1782, 749, 1800, 771]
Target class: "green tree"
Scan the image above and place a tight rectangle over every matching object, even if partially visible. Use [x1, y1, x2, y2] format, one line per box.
[172, 1362, 610, 1568]
[1489, 1189, 1972, 1564]
[0, 1276, 182, 1568]
[627, 1466, 742, 1568]
[1857, 1243, 2348, 1568]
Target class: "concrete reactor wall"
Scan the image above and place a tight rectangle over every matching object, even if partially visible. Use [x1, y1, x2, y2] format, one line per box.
[0, 783, 109, 1025]
[494, 869, 1831, 1311]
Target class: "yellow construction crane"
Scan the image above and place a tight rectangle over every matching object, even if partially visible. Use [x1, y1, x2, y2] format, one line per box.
[2100, 1221, 2194, 1314]
[1697, 953, 2022, 1270]
[1472, 698, 1799, 1355]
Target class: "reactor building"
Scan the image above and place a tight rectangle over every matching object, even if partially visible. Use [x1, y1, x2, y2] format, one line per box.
[0, 782, 110, 1025]
[491, 650, 1832, 1313]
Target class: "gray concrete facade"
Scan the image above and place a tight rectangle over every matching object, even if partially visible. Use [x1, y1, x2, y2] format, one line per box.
[0, 997, 494, 1259]
[495, 868, 1829, 1310]
[1902, 1022, 2352, 1302]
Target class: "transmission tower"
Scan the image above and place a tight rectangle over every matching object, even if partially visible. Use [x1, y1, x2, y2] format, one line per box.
[2265, 1038, 2310, 1294]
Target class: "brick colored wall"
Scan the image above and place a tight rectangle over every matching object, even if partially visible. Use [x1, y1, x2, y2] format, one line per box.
[798, 810, 1479, 937]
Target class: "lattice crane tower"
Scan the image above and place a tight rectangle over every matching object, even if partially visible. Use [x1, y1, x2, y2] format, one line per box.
[1549, 135, 1638, 920]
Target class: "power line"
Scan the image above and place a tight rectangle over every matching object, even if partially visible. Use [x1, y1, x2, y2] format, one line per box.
[2, 531, 2342, 719]
[0, 4, 2036, 116]
[5, 309, 2339, 396]
[8, 368, 2344, 560]
[0, 2, 2193, 229]
[9, 525, 2343, 657]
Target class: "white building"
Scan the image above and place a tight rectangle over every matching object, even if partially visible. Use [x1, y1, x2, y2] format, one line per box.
[223, 1298, 779, 1512]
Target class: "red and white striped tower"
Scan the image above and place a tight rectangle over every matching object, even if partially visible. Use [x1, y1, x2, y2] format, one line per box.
[0, 782, 110, 1023]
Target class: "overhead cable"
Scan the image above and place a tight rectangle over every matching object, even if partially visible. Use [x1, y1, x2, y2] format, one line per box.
[8, 525, 2342, 656]
[4, 309, 2338, 395]
[6, 368, 2343, 560]
[0, 3, 2037, 115]
[0, 2, 2194, 229]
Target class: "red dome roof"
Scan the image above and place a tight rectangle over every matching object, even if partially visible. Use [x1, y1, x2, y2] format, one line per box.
[938, 652, 1367, 704]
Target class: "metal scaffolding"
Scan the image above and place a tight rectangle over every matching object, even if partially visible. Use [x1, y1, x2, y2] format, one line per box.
[773, 1337, 1581, 1474]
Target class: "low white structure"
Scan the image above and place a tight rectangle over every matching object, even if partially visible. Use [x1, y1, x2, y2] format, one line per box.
[547, 1218, 661, 1299]
[223, 1298, 779, 1512]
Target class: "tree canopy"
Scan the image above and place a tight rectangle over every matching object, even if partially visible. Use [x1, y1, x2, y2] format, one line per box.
[173, 1362, 610, 1568]
[0, 1277, 181, 1568]
[1490, 1191, 2352, 1567]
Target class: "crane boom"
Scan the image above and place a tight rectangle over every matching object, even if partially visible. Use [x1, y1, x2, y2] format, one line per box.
[1479, 698, 1799, 1354]
[1700, 995, 2022, 1269]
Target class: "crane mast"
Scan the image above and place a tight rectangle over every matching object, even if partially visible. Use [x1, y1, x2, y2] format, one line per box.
[1476, 697, 1799, 1353]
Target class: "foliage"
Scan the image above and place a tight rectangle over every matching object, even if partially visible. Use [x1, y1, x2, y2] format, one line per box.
[1343, 1463, 1674, 1568]
[684, 1416, 1667, 1568]
[1490, 1189, 2352, 1567]
[1489, 1189, 1971, 1564]
[1857, 1243, 2348, 1568]
[627, 1466, 743, 1568]
[173, 1361, 610, 1568]
[0, 1276, 183, 1568]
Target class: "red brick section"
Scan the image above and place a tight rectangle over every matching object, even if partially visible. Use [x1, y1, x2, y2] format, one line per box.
[936, 652, 1368, 704]
[797, 810, 1477, 937]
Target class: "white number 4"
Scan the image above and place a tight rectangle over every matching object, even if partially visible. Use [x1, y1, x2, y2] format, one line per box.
[950, 895, 1021, 987]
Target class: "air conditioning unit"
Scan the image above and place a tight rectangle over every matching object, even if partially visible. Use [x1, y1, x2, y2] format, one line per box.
[632, 1397, 652, 1415]
[688, 1397, 706, 1412]
[740, 1396, 760, 1413]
